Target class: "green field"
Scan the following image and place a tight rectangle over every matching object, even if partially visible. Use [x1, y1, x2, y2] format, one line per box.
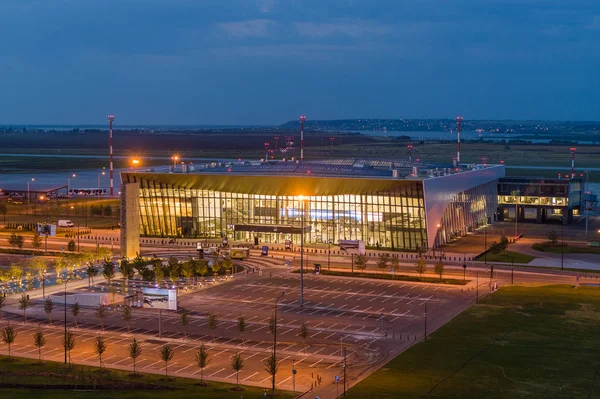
[347, 285, 600, 399]
[532, 242, 600, 255]
[475, 250, 536, 264]
[0, 356, 292, 399]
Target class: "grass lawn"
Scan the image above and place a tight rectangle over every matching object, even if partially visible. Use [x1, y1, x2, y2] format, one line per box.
[302, 269, 468, 285]
[475, 250, 536, 264]
[0, 356, 292, 399]
[532, 242, 600, 255]
[347, 284, 600, 399]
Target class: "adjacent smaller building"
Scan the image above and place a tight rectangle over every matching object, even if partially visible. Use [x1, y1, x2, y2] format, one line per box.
[497, 177, 582, 224]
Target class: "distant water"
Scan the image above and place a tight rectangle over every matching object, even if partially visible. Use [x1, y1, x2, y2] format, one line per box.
[352, 130, 599, 144]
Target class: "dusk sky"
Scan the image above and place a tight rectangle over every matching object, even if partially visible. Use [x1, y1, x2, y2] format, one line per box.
[1, 0, 599, 125]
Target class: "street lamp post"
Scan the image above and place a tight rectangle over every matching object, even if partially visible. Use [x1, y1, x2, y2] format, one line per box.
[561, 218, 564, 270]
[27, 178, 35, 207]
[484, 226, 487, 264]
[64, 278, 70, 364]
[172, 155, 179, 170]
[273, 291, 285, 394]
[97, 169, 105, 200]
[424, 301, 427, 340]
[299, 198, 306, 307]
[327, 239, 331, 271]
[462, 258, 466, 283]
[511, 257, 514, 284]
[476, 271, 479, 304]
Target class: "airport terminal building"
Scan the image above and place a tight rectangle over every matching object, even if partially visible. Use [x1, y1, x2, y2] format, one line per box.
[120, 159, 504, 257]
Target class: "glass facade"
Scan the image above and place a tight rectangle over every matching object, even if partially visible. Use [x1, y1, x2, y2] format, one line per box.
[123, 174, 428, 251]
[435, 181, 498, 247]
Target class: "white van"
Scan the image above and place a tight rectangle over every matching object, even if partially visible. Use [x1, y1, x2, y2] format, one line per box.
[58, 220, 75, 228]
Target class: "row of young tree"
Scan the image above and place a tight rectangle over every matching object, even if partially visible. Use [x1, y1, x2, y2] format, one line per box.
[0, 314, 304, 393]
[350, 253, 447, 280]
[119, 255, 236, 286]
[0, 248, 112, 285]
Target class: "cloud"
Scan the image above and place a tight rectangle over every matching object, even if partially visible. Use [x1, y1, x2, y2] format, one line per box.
[294, 20, 393, 38]
[218, 19, 275, 38]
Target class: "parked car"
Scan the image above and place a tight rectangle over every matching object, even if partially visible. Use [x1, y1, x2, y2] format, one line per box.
[587, 242, 600, 248]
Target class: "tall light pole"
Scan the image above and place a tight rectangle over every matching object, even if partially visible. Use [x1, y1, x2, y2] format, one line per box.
[299, 116, 306, 161]
[299, 197, 306, 307]
[327, 239, 332, 271]
[27, 178, 35, 206]
[424, 301, 427, 340]
[108, 114, 114, 197]
[272, 291, 285, 394]
[172, 155, 179, 170]
[561, 217, 564, 270]
[97, 169, 106, 200]
[456, 116, 463, 163]
[67, 173, 76, 199]
[64, 278, 70, 364]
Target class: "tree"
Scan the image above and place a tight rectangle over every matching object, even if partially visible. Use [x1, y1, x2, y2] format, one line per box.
[180, 310, 190, 339]
[129, 338, 142, 376]
[167, 257, 181, 285]
[208, 313, 218, 342]
[354, 254, 368, 274]
[264, 351, 279, 395]
[120, 259, 135, 281]
[29, 257, 47, 283]
[0, 202, 7, 225]
[33, 329, 46, 363]
[1, 324, 17, 358]
[15, 235, 24, 249]
[44, 297, 53, 324]
[194, 260, 208, 280]
[95, 305, 108, 330]
[230, 353, 244, 388]
[62, 331, 76, 366]
[8, 264, 23, 283]
[222, 257, 234, 276]
[299, 322, 309, 352]
[87, 265, 99, 286]
[237, 315, 246, 346]
[67, 239, 76, 252]
[415, 257, 427, 276]
[93, 335, 107, 368]
[195, 345, 210, 385]
[122, 305, 132, 333]
[32, 232, 43, 250]
[160, 344, 175, 377]
[211, 260, 222, 278]
[18, 294, 31, 322]
[434, 259, 445, 280]
[0, 296, 5, 322]
[376, 253, 390, 275]
[71, 303, 80, 328]
[154, 263, 165, 285]
[102, 259, 116, 286]
[268, 315, 276, 335]
[103, 205, 113, 217]
[8, 233, 24, 250]
[548, 230, 559, 244]
[181, 261, 194, 285]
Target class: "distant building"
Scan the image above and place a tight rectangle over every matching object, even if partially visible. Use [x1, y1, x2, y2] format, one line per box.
[120, 159, 504, 252]
[497, 177, 583, 224]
